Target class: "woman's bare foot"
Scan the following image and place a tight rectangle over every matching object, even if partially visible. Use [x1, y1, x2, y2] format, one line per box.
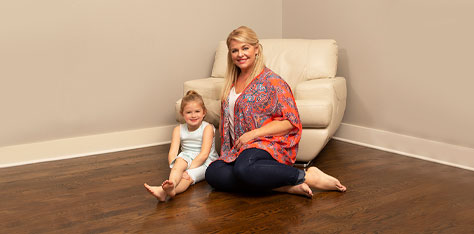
[305, 167, 346, 192]
[274, 183, 313, 198]
[144, 183, 167, 202]
[162, 180, 176, 197]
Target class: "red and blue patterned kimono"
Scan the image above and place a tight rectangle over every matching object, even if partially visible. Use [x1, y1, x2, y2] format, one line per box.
[219, 67, 302, 165]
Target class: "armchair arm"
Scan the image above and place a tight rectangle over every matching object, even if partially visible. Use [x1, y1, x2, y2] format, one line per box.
[294, 77, 346, 102]
[294, 77, 347, 135]
[183, 77, 225, 100]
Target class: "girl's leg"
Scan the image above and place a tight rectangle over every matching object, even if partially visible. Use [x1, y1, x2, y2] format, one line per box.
[163, 157, 189, 197]
[144, 173, 191, 202]
[144, 183, 168, 202]
[171, 162, 209, 196]
[205, 160, 247, 192]
[172, 160, 215, 195]
[174, 172, 193, 194]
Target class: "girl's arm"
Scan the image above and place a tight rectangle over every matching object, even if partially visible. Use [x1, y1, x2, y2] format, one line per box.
[188, 124, 215, 169]
[234, 120, 294, 150]
[168, 125, 181, 165]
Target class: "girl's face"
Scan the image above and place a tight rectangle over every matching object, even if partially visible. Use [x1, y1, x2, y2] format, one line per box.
[181, 101, 205, 131]
[229, 40, 259, 73]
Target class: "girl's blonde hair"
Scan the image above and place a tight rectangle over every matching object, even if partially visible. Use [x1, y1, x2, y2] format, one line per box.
[221, 26, 265, 101]
[180, 90, 207, 114]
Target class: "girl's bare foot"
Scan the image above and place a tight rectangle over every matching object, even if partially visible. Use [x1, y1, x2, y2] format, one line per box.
[162, 180, 176, 197]
[274, 183, 313, 198]
[305, 167, 346, 192]
[144, 183, 167, 202]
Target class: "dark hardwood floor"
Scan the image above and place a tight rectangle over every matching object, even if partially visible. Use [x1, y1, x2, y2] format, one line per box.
[1, 140, 473, 233]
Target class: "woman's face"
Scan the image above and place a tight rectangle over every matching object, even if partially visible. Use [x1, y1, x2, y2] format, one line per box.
[229, 40, 259, 73]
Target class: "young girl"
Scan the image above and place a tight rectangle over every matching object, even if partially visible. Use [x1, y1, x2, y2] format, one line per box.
[144, 90, 219, 201]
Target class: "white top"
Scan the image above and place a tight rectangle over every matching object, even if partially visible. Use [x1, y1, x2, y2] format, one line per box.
[179, 121, 219, 166]
[228, 87, 241, 141]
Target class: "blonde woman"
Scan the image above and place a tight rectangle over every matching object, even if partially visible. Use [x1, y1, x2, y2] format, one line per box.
[205, 26, 346, 197]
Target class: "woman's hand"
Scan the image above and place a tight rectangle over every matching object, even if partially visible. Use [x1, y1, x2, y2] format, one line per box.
[235, 130, 258, 151]
[234, 120, 294, 151]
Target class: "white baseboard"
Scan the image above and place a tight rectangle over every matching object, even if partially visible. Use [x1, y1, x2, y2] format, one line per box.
[4, 123, 473, 171]
[0, 125, 175, 168]
[333, 123, 474, 171]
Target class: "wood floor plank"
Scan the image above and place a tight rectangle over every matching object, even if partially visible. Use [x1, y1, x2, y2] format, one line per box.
[1, 140, 473, 233]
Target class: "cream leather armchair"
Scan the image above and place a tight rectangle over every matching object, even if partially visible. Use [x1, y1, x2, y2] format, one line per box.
[176, 39, 346, 167]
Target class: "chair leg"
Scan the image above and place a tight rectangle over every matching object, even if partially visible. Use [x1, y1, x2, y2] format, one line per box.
[293, 158, 315, 169]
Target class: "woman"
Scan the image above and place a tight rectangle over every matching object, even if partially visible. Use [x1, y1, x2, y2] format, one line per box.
[205, 26, 346, 197]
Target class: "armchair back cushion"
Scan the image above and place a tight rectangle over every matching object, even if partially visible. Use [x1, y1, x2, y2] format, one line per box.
[211, 39, 338, 88]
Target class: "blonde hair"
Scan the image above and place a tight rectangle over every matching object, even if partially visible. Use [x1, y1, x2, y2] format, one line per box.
[221, 26, 265, 101]
[180, 90, 207, 114]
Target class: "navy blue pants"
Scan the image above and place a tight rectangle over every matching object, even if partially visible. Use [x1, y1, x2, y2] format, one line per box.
[205, 148, 305, 192]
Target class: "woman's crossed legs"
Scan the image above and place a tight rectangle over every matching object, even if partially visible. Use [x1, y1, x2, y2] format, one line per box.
[205, 148, 345, 198]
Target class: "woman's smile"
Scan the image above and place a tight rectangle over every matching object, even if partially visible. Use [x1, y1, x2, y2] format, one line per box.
[238, 58, 248, 64]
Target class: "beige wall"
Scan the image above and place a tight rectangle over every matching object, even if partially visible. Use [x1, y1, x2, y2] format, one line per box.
[283, 0, 474, 149]
[4, 0, 472, 166]
[0, 1, 282, 148]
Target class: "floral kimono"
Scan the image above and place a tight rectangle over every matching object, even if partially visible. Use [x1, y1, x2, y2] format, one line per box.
[219, 67, 302, 165]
